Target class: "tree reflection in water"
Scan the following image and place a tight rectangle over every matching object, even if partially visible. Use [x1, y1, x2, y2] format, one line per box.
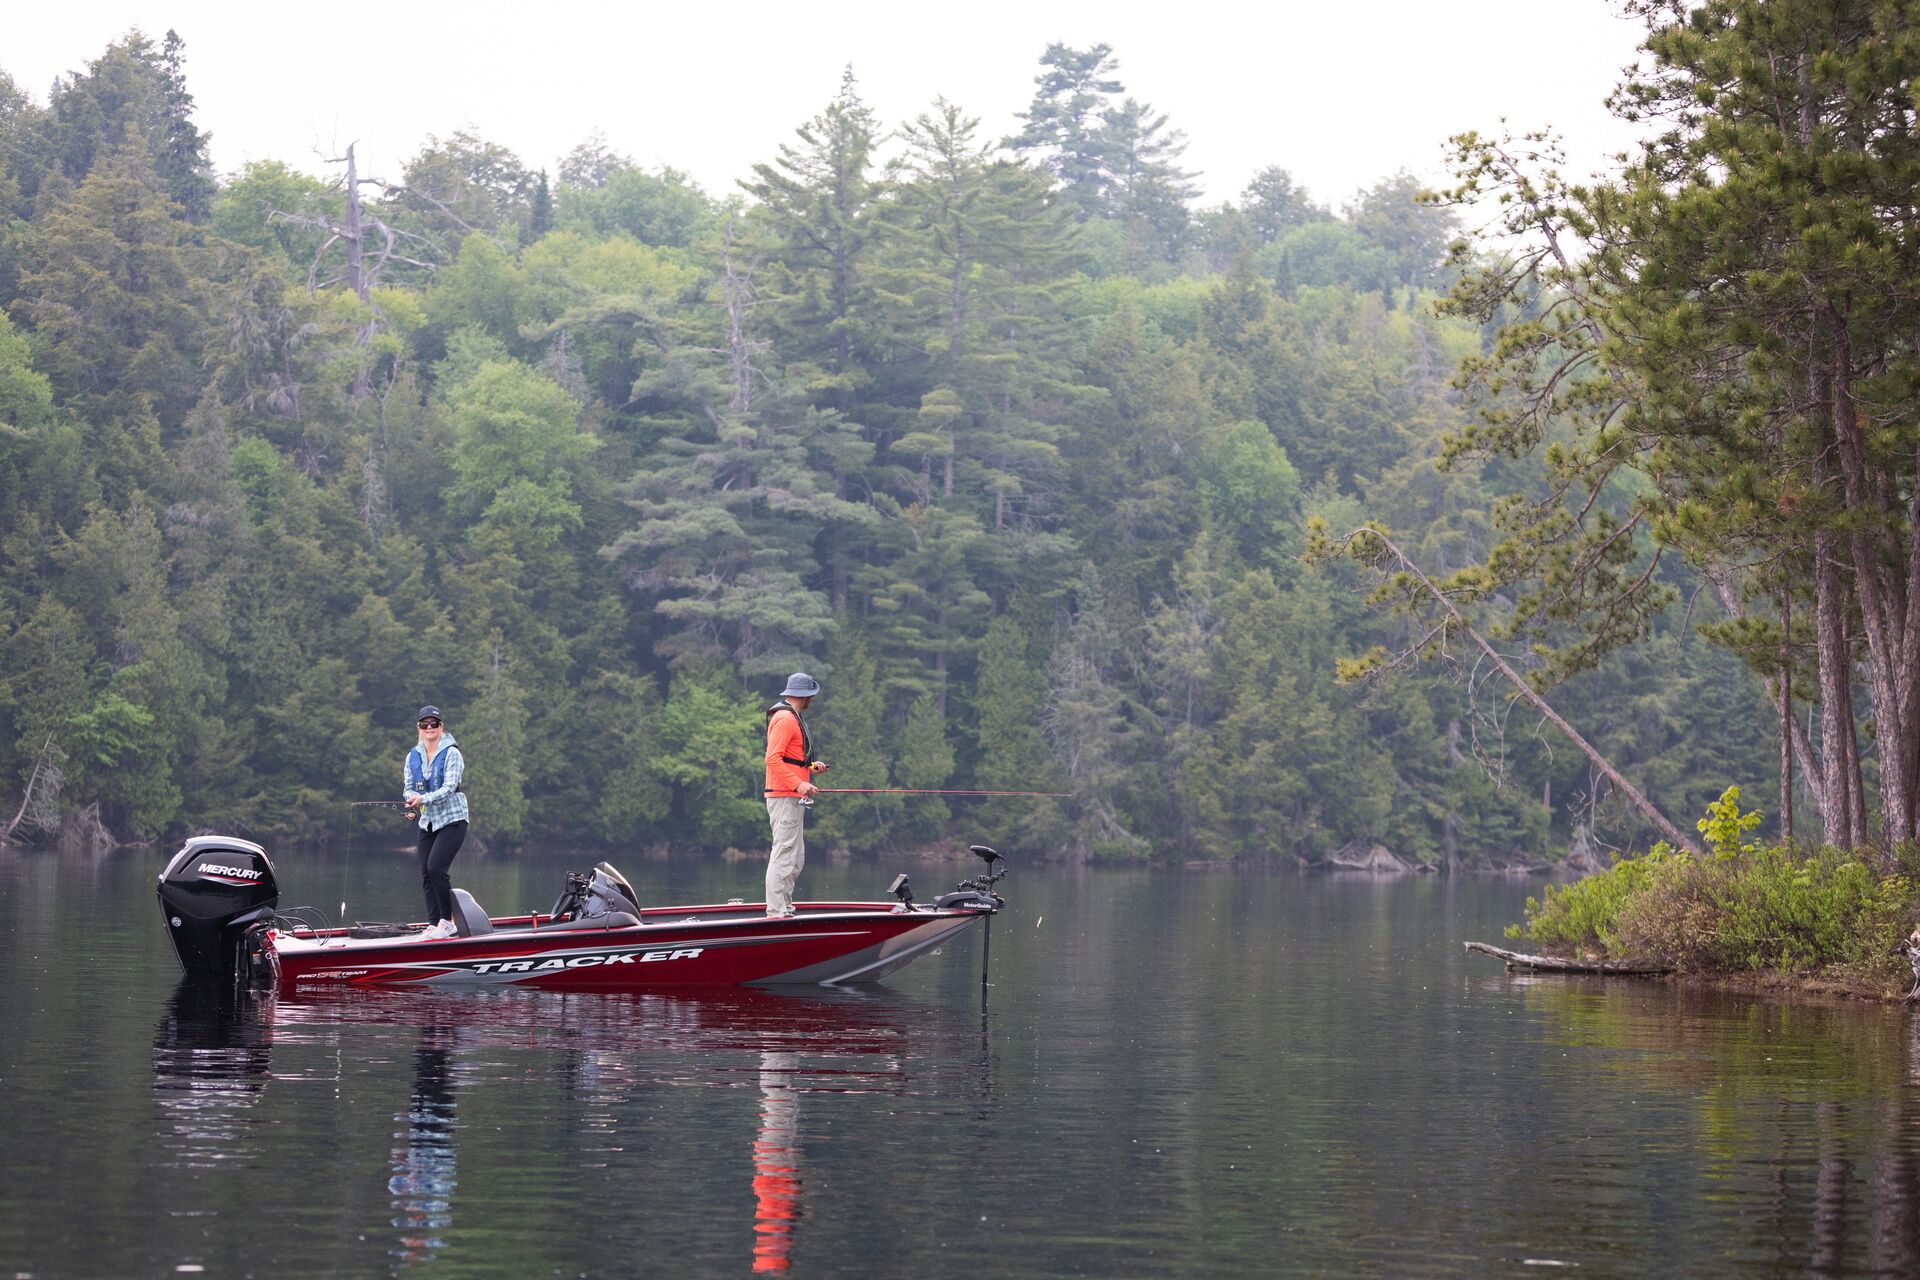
[389, 1020, 459, 1267]
[1492, 973, 1920, 1273]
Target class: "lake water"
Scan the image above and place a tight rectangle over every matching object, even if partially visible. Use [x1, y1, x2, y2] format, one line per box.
[5, 842, 1920, 1277]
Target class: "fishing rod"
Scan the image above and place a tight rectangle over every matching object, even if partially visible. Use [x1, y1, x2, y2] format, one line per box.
[350, 799, 415, 811]
[813, 788, 1072, 798]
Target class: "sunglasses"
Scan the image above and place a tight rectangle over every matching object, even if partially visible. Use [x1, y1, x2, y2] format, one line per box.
[418, 719, 442, 729]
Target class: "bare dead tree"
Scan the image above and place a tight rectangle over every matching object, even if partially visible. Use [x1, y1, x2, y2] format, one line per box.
[719, 217, 767, 418]
[1, 736, 64, 846]
[267, 143, 449, 302]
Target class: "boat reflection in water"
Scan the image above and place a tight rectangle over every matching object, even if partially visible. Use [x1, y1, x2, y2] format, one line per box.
[268, 984, 929, 1270]
[270, 983, 915, 1057]
[389, 1018, 461, 1268]
[150, 982, 953, 1268]
[150, 981, 275, 1170]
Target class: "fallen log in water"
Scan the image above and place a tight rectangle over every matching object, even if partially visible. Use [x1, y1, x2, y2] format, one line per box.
[1464, 940, 1673, 976]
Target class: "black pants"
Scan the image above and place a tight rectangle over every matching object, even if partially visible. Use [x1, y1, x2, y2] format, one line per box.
[417, 820, 468, 923]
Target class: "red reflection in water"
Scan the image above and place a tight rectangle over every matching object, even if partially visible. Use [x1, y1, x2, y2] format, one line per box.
[753, 1051, 802, 1271]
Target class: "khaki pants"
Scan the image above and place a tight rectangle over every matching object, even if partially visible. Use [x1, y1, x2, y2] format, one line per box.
[765, 797, 807, 915]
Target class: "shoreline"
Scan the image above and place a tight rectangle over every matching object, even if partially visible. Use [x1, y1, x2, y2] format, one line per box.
[1468, 939, 1910, 1005]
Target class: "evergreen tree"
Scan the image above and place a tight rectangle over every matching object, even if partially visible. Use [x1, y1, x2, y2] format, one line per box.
[466, 630, 530, 843]
[973, 610, 1067, 850]
[153, 31, 214, 222]
[1241, 166, 1327, 243]
[11, 139, 206, 486]
[740, 68, 884, 417]
[1347, 170, 1457, 297]
[529, 170, 553, 241]
[1099, 96, 1199, 265]
[581, 670, 672, 845]
[1008, 43, 1124, 218]
[656, 665, 764, 847]
[893, 692, 956, 836]
[808, 625, 901, 847]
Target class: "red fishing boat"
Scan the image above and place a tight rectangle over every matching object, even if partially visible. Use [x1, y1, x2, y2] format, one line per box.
[158, 836, 1006, 992]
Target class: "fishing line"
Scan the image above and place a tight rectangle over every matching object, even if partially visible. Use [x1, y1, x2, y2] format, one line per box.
[812, 788, 1072, 798]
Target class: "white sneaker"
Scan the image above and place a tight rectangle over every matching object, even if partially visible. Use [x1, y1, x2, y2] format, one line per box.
[422, 919, 457, 939]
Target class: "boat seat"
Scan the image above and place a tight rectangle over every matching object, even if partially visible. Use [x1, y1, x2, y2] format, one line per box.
[450, 888, 493, 937]
[540, 911, 640, 931]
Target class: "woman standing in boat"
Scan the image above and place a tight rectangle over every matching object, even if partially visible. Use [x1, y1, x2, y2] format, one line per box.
[403, 705, 468, 938]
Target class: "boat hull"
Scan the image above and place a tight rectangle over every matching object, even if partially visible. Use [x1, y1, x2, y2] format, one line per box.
[266, 902, 986, 992]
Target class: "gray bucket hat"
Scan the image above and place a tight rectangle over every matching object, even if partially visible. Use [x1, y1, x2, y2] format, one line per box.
[779, 673, 821, 699]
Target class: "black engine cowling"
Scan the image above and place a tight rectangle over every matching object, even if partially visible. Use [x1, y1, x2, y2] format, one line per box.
[157, 836, 279, 981]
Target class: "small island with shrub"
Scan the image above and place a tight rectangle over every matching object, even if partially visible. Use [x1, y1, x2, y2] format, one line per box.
[1493, 787, 1914, 1000]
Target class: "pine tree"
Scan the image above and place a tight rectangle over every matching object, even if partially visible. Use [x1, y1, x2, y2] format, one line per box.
[529, 169, 553, 241]
[740, 68, 884, 418]
[973, 610, 1067, 849]
[580, 670, 671, 845]
[1241, 167, 1328, 243]
[467, 630, 530, 843]
[1098, 96, 1199, 266]
[11, 139, 206, 479]
[154, 31, 214, 222]
[893, 692, 956, 837]
[1423, 0, 1920, 845]
[604, 227, 872, 675]
[1007, 43, 1125, 218]
[807, 625, 901, 847]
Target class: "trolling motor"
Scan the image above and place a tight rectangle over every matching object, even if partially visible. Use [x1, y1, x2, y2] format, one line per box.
[935, 844, 1008, 911]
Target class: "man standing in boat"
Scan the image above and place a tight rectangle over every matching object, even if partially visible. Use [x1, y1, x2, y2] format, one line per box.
[763, 673, 826, 917]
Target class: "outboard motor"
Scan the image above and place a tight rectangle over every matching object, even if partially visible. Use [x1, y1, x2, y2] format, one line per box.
[157, 836, 279, 982]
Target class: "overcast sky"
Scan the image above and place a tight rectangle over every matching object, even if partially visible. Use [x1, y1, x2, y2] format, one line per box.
[7, 1, 1649, 208]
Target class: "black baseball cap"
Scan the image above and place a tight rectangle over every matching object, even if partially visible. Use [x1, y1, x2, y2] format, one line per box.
[416, 705, 442, 723]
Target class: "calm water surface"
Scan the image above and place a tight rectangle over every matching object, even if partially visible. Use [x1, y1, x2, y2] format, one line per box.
[5, 844, 1920, 1277]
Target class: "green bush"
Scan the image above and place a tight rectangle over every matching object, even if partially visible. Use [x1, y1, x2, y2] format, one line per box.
[1510, 786, 1914, 988]
[1508, 847, 1683, 956]
[1613, 847, 1909, 979]
[1515, 844, 1911, 984]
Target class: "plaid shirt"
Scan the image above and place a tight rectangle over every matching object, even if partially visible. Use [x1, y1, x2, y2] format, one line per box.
[404, 736, 469, 831]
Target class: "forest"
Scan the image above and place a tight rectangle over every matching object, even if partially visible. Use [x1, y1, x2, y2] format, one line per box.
[4, 3, 1911, 866]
